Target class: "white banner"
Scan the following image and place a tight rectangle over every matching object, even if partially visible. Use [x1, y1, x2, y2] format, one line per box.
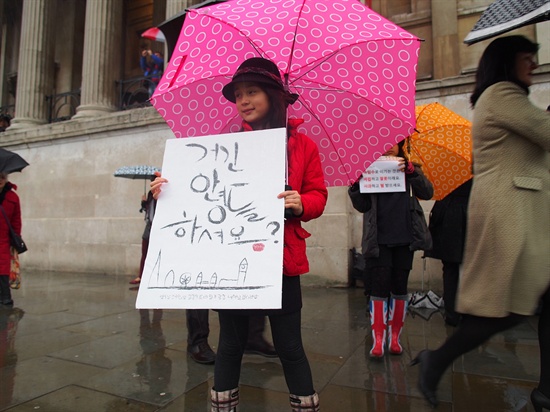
[136, 128, 287, 309]
[360, 156, 406, 193]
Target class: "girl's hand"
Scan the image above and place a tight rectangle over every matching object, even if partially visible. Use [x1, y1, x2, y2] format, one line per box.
[150, 171, 168, 199]
[277, 190, 303, 217]
[397, 158, 406, 172]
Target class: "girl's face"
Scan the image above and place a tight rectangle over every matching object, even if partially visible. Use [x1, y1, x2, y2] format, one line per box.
[515, 52, 538, 87]
[233, 82, 271, 129]
[383, 144, 400, 157]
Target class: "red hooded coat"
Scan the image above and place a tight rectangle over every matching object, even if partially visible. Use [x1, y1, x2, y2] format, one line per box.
[0, 184, 21, 275]
[242, 119, 328, 276]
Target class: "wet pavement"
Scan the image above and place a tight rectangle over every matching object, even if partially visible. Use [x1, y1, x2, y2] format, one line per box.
[0, 271, 540, 411]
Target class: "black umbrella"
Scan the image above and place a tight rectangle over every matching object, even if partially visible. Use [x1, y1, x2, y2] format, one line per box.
[464, 0, 550, 44]
[0, 148, 29, 174]
[114, 165, 161, 193]
[157, 0, 228, 59]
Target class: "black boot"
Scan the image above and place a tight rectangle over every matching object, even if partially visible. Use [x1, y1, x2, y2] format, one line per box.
[0, 276, 13, 307]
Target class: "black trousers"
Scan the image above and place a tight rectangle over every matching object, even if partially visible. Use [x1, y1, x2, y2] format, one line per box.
[186, 309, 210, 346]
[186, 309, 266, 347]
[214, 310, 314, 396]
[367, 245, 413, 298]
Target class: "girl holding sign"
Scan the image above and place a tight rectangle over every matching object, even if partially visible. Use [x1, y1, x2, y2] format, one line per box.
[348, 141, 433, 359]
[151, 57, 327, 411]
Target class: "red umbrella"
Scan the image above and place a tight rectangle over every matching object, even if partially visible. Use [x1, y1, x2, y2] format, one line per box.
[152, 0, 421, 187]
[141, 27, 166, 43]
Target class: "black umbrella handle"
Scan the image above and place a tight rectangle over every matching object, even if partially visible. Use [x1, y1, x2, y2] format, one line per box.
[284, 184, 294, 219]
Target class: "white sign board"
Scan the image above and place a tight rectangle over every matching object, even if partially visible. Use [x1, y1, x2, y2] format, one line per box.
[360, 156, 406, 193]
[136, 128, 287, 309]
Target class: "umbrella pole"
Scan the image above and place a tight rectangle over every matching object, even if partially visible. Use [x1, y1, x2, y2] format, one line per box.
[422, 257, 426, 291]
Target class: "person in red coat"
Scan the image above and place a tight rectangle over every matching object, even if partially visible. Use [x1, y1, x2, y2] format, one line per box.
[151, 57, 328, 412]
[216, 57, 327, 412]
[0, 173, 22, 307]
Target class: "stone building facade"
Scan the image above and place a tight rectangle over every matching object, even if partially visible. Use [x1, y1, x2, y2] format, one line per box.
[0, 0, 548, 287]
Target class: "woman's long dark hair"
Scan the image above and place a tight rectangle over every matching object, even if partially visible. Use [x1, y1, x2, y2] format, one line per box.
[261, 87, 289, 129]
[470, 35, 539, 107]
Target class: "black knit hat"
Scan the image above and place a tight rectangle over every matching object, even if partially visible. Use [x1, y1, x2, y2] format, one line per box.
[222, 57, 298, 104]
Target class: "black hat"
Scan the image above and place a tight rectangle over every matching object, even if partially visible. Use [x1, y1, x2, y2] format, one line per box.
[222, 57, 297, 104]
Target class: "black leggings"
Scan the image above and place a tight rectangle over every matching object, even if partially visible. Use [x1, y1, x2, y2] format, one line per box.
[538, 286, 550, 395]
[214, 310, 314, 396]
[367, 245, 413, 298]
[369, 267, 410, 298]
[430, 313, 525, 380]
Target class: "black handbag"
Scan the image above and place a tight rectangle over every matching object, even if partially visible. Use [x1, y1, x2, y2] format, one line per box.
[0, 205, 27, 254]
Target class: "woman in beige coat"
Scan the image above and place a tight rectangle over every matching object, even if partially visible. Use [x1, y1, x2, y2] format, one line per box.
[412, 35, 550, 411]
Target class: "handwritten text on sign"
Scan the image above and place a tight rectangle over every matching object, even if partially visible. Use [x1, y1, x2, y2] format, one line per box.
[360, 156, 406, 193]
[136, 129, 286, 309]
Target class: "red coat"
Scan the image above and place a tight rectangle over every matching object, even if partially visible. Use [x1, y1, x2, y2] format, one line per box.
[0, 184, 22, 275]
[243, 119, 328, 276]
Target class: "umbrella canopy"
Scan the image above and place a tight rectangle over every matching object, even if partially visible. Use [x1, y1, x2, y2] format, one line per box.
[464, 0, 550, 44]
[141, 27, 166, 43]
[157, 0, 228, 60]
[113, 165, 161, 180]
[114, 165, 161, 194]
[406, 103, 473, 201]
[152, 0, 421, 187]
[0, 148, 29, 174]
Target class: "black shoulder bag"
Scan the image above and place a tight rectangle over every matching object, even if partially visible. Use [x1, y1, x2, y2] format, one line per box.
[0, 205, 27, 254]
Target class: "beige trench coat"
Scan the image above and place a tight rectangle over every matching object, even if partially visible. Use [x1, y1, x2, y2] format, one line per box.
[457, 82, 550, 317]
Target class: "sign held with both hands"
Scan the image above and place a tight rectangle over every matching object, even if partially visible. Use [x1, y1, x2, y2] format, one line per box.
[360, 156, 406, 193]
[136, 128, 287, 310]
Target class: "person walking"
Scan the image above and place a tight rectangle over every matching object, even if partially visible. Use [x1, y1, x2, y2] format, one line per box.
[0, 173, 21, 307]
[426, 178, 472, 326]
[151, 57, 328, 411]
[130, 189, 156, 285]
[411, 36, 550, 410]
[348, 142, 433, 358]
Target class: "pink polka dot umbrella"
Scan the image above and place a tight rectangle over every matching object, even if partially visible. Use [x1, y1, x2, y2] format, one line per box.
[151, 0, 421, 187]
[406, 103, 473, 200]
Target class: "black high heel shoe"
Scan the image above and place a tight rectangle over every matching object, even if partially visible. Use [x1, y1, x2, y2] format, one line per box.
[531, 388, 550, 412]
[410, 350, 439, 408]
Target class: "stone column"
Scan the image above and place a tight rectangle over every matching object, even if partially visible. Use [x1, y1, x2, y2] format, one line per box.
[166, 0, 193, 17]
[9, 0, 55, 129]
[74, 0, 123, 118]
[431, 0, 460, 79]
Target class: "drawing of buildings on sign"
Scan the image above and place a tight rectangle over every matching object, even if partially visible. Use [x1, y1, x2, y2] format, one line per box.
[146, 251, 268, 290]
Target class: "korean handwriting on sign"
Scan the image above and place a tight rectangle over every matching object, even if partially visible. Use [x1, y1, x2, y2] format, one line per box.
[160, 142, 280, 246]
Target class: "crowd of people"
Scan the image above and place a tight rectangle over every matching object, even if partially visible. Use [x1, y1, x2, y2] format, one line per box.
[146, 36, 548, 411]
[2, 33, 547, 412]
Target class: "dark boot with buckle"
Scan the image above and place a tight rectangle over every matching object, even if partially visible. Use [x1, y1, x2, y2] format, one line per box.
[290, 392, 320, 412]
[0, 275, 13, 307]
[211, 387, 239, 412]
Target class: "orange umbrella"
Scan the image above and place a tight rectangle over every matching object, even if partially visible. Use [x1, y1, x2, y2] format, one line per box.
[406, 102, 473, 200]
